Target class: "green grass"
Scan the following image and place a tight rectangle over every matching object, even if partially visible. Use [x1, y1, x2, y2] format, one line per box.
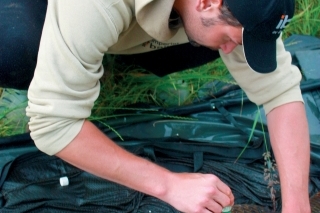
[284, 0, 320, 38]
[0, 0, 319, 136]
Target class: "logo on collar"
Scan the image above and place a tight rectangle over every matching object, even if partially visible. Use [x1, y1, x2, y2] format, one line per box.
[273, 14, 291, 34]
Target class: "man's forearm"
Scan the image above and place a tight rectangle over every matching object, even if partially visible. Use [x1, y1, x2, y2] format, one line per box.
[56, 120, 171, 197]
[267, 101, 310, 213]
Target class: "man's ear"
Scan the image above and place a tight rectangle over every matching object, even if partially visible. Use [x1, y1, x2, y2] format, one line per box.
[195, 0, 222, 12]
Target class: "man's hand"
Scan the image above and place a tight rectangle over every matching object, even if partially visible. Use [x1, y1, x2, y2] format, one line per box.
[56, 120, 233, 213]
[161, 173, 234, 213]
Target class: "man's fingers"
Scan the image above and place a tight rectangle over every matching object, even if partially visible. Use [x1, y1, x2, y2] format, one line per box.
[216, 179, 232, 196]
[216, 179, 234, 205]
[205, 199, 224, 213]
[204, 176, 234, 212]
[164, 173, 234, 213]
[208, 190, 233, 211]
[203, 208, 216, 213]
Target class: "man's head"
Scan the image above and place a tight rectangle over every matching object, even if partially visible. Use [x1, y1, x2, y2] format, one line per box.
[174, 0, 295, 73]
[173, 0, 243, 55]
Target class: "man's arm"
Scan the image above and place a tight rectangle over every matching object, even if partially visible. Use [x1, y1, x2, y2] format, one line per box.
[219, 37, 311, 212]
[56, 120, 234, 213]
[267, 101, 310, 213]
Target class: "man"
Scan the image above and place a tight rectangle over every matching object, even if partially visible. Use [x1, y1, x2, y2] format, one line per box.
[1, 0, 310, 212]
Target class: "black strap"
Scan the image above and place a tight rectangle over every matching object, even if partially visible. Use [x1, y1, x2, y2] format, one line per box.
[215, 102, 262, 145]
[0, 160, 14, 189]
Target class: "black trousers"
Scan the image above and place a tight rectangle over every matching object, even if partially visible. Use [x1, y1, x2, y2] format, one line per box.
[0, 0, 220, 90]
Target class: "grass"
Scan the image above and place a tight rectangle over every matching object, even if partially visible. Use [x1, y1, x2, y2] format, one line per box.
[284, 0, 320, 38]
[0, 0, 319, 137]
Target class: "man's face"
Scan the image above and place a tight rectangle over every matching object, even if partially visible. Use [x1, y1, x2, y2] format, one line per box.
[173, 0, 243, 54]
[185, 23, 243, 54]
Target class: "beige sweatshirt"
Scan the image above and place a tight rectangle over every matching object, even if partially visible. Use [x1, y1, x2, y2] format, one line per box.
[26, 0, 303, 155]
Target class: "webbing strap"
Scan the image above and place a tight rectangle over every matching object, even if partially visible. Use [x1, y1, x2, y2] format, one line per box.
[193, 152, 203, 172]
[215, 102, 261, 145]
[313, 90, 320, 113]
[0, 161, 14, 189]
[143, 146, 156, 162]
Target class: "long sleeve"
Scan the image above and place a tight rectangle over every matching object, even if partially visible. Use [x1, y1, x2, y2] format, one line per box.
[219, 36, 303, 114]
[26, 0, 132, 155]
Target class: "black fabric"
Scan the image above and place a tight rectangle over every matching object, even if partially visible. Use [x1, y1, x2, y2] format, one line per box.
[0, 140, 319, 212]
[0, 150, 281, 212]
[284, 34, 320, 82]
[0, 0, 47, 90]
[116, 44, 220, 77]
[0, 152, 148, 213]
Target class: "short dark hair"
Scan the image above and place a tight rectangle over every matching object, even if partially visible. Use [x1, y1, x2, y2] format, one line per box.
[201, 3, 241, 27]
